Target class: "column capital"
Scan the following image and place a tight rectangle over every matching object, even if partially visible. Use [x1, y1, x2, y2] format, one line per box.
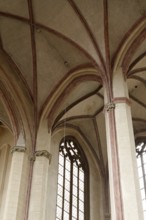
[35, 150, 51, 160]
[11, 146, 26, 153]
[105, 102, 115, 112]
[28, 154, 36, 162]
[29, 150, 52, 163]
[104, 97, 131, 112]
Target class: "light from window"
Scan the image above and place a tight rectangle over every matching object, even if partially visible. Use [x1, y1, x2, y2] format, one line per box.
[56, 138, 87, 220]
[136, 141, 146, 219]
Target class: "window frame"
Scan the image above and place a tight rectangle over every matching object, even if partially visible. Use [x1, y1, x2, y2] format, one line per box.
[136, 138, 146, 217]
[56, 135, 90, 220]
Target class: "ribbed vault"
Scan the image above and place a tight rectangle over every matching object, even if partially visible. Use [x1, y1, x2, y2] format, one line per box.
[0, 0, 146, 175]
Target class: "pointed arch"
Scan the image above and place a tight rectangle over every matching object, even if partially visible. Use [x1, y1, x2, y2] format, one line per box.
[113, 16, 146, 74]
[0, 50, 34, 147]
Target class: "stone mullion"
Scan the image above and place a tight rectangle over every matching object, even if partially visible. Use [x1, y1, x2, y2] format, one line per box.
[62, 156, 66, 220]
[69, 161, 73, 220]
[77, 167, 79, 220]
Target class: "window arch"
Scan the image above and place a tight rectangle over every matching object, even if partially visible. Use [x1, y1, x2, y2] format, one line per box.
[56, 136, 89, 220]
[136, 140, 146, 218]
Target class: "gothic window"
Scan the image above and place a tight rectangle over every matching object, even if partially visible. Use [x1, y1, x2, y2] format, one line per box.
[136, 141, 146, 218]
[56, 136, 89, 220]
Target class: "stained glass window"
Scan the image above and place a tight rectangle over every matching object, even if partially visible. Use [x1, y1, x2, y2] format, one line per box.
[56, 137, 89, 220]
[136, 141, 146, 219]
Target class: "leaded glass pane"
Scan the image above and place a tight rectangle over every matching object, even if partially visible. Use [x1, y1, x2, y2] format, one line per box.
[56, 206, 62, 219]
[58, 174, 63, 185]
[65, 179, 70, 191]
[64, 211, 69, 220]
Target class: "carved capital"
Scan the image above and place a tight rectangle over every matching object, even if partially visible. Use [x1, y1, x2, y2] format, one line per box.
[11, 146, 26, 153]
[28, 154, 36, 162]
[105, 102, 115, 112]
[35, 150, 52, 163]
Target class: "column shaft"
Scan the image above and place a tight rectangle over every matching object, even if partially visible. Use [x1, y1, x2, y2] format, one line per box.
[2, 147, 29, 220]
[28, 151, 51, 220]
[0, 145, 10, 207]
[104, 68, 143, 220]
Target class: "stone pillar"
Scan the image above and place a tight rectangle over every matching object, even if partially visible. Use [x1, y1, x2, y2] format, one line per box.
[28, 150, 51, 220]
[104, 68, 143, 220]
[0, 145, 10, 206]
[2, 146, 29, 220]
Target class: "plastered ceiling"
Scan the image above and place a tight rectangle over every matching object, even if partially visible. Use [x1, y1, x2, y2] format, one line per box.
[0, 0, 146, 175]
